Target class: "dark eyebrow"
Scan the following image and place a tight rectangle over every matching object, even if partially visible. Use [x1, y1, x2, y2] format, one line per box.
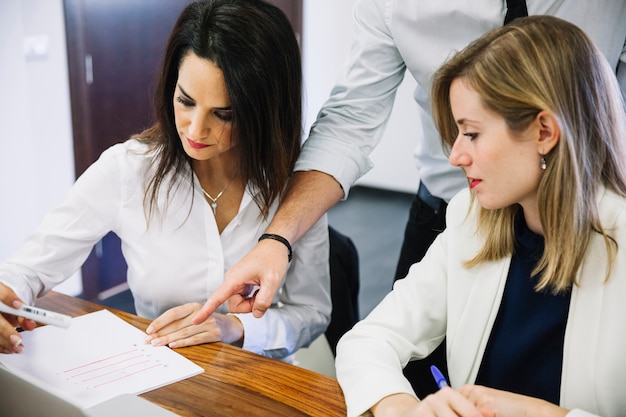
[177, 84, 190, 98]
[177, 84, 232, 111]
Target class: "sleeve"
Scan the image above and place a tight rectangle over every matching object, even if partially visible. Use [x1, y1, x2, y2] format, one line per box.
[295, 0, 407, 198]
[234, 214, 332, 359]
[335, 228, 450, 417]
[0, 145, 124, 305]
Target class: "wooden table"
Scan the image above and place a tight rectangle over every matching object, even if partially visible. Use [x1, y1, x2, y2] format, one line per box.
[37, 291, 347, 417]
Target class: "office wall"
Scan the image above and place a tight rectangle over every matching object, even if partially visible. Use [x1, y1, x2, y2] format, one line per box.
[0, 0, 420, 296]
[302, 0, 420, 194]
[0, 0, 81, 295]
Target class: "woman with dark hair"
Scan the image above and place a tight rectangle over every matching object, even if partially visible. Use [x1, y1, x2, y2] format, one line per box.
[0, 0, 331, 361]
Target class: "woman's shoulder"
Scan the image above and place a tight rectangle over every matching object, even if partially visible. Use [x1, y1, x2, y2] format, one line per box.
[448, 187, 471, 207]
[96, 139, 156, 167]
[76, 139, 160, 190]
[103, 138, 153, 157]
[445, 188, 474, 225]
[599, 186, 626, 228]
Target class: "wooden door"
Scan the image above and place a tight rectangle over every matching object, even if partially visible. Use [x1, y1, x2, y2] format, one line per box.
[64, 0, 303, 301]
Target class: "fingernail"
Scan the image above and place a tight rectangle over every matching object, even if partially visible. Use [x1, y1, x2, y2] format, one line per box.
[10, 334, 23, 349]
[146, 325, 153, 334]
[144, 335, 152, 344]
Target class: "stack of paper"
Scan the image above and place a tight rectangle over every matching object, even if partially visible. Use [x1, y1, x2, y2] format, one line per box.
[0, 309, 203, 409]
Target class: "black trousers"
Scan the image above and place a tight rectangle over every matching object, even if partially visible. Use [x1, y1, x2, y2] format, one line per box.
[394, 187, 449, 399]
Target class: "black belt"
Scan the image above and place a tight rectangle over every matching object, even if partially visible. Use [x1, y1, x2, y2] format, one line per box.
[417, 182, 446, 212]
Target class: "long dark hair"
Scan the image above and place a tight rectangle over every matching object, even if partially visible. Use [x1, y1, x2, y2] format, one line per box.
[135, 0, 302, 220]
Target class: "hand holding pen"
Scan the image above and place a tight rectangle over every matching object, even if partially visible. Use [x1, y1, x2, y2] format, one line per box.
[0, 284, 34, 353]
[370, 365, 489, 416]
[429, 364, 498, 417]
[0, 283, 72, 354]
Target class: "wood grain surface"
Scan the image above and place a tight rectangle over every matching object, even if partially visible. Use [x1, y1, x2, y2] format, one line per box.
[37, 291, 347, 416]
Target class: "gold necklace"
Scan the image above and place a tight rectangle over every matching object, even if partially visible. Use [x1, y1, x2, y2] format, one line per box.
[201, 180, 233, 215]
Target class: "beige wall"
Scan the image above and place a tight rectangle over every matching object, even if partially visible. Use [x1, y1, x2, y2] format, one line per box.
[303, 0, 420, 194]
[0, 0, 81, 295]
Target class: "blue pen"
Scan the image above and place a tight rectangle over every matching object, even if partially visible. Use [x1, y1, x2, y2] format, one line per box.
[430, 365, 449, 389]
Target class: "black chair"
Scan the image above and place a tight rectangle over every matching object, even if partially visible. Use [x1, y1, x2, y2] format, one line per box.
[325, 226, 360, 356]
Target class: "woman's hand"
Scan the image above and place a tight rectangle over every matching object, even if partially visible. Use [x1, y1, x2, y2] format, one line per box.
[0, 283, 37, 354]
[459, 385, 568, 417]
[145, 303, 244, 348]
[371, 389, 491, 417]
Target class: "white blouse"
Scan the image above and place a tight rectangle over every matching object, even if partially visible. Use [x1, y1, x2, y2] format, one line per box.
[0, 139, 331, 360]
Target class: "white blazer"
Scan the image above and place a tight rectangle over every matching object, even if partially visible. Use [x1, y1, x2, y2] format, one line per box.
[336, 187, 626, 417]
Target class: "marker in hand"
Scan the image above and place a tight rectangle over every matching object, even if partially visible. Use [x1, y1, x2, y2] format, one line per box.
[0, 302, 72, 329]
[430, 364, 449, 389]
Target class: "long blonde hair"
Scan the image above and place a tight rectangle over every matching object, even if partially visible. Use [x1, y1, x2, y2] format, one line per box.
[432, 16, 626, 292]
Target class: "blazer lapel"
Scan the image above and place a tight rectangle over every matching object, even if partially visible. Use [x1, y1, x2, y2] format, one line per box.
[447, 257, 510, 387]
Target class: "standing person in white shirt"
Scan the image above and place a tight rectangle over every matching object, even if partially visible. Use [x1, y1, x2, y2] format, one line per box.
[0, 0, 331, 361]
[194, 0, 626, 396]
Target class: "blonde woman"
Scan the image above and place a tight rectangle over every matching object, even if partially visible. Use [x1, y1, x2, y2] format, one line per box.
[336, 16, 626, 417]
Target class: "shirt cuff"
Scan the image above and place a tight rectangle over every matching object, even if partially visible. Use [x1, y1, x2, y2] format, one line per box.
[231, 312, 268, 354]
[296, 134, 373, 200]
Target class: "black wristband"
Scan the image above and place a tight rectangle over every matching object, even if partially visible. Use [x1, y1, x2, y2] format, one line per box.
[258, 233, 293, 262]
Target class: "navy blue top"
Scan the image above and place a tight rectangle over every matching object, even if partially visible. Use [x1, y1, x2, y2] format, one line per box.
[475, 210, 571, 404]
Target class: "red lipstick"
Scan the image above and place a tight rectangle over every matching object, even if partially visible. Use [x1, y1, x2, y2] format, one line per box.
[187, 138, 209, 149]
[469, 179, 482, 189]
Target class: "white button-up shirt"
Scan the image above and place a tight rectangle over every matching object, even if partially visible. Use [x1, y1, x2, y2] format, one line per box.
[297, 0, 626, 201]
[0, 140, 331, 359]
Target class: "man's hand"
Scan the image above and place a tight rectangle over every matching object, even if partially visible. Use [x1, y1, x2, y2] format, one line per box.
[192, 238, 289, 324]
[192, 170, 344, 325]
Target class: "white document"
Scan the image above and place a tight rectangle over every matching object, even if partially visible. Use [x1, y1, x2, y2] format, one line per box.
[0, 309, 203, 409]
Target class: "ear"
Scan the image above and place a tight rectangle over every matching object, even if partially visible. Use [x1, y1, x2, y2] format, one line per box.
[535, 110, 560, 155]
